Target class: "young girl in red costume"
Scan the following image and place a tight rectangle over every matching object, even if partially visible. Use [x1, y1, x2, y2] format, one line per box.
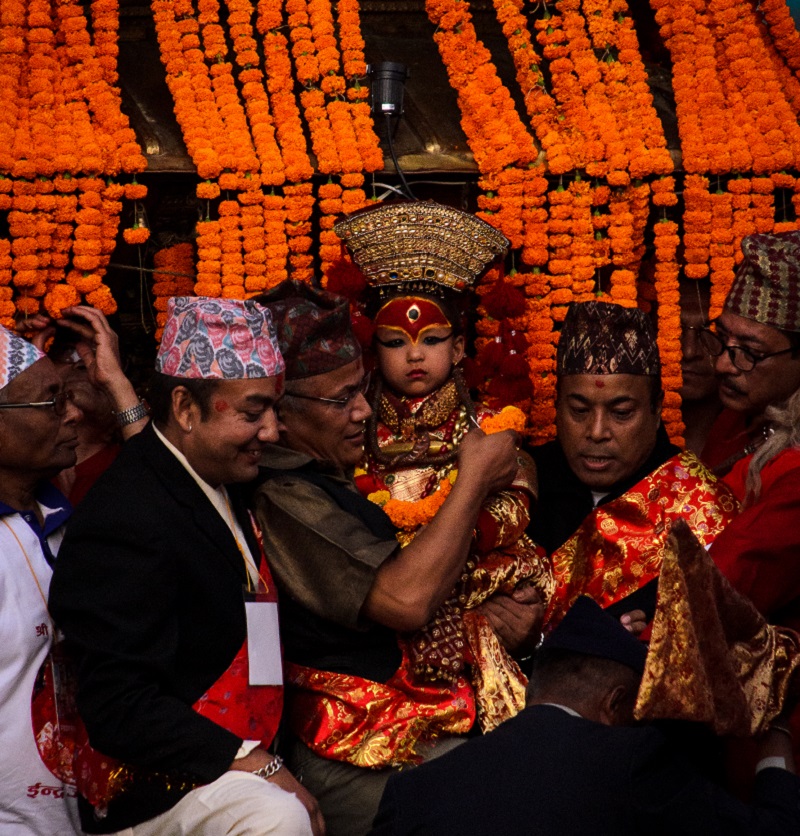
[334, 201, 553, 731]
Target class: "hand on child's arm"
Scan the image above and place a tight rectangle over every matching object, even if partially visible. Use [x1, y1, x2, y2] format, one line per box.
[478, 583, 544, 655]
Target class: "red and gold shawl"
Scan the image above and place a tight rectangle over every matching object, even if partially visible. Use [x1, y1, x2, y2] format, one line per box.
[545, 451, 739, 628]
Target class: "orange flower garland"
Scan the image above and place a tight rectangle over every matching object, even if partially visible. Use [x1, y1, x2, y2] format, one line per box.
[651, 0, 741, 174]
[318, 180, 343, 280]
[728, 176, 756, 268]
[367, 406, 526, 530]
[546, 182, 575, 319]
[225, 0, 285, 187]
[284, 183, 315, 283]
[152, 243, 195, 340]
[195, 216, 223, 298]
[218, 199, 245, 299]
[0, 0, 143, 321]
[521, 171, 549, 267]
[493, 0, 574, 174]
[708, 178, 735, 321]
[567, 175, 595, 302]
[369, 474, 456, 531]
[771, 172, 799, 235]
[524, 267, 557, 441]
[263, 190, 289, 291]
[426, 0, 538, 253]
[607, 189, 637, 306]
[760, 0, 800, 73]
[651, 176, 683, 443]
[683, 175, 712, 280]
[256, 3, 314, 183]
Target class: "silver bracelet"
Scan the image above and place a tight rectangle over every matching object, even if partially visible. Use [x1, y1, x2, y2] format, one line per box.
[113, 400, 149, 427]
[252, 755, 283, 781]
[768, 723, 793, 739]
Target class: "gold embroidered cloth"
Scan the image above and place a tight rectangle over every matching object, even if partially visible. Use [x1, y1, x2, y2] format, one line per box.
[636, 519, 800, 735]
[290, 397, 554, 768]
[546, 452, 738, 628]
[367, 400, 554, 734]
[285, 657, 476, 768]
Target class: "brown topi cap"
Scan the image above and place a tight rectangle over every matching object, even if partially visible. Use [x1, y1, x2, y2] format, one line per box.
[256, 280, 361, 380]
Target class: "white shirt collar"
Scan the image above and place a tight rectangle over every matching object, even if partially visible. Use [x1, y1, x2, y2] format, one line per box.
[540, 702, 582, 718]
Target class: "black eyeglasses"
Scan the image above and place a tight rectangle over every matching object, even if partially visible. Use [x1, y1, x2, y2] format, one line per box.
[698, 328, 796, 372]
[285, 372, 371, 409]
[0, 390, 74, 416]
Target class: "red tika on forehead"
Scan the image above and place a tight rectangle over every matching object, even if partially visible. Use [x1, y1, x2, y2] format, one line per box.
[374, 297, 452, 342]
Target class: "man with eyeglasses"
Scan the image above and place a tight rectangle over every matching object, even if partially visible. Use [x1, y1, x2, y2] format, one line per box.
[253, 281, 522, 836]
[698, 232, 800, 475]
[0, 324, 83, 834]
[704, 232, 800, 766]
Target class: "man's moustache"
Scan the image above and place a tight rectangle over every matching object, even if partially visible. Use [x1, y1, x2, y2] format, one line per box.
[719, 376, 746, 396]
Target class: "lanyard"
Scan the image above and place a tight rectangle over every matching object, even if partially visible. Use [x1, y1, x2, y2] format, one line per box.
[222, 496, 270, 594]
[1, 517, 54, 629]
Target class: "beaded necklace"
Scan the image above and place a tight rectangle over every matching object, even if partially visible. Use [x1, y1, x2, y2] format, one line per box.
[366, 367, 478, 469]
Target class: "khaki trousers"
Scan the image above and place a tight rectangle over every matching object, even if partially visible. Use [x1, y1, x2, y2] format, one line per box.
[288, 735, 466, 836]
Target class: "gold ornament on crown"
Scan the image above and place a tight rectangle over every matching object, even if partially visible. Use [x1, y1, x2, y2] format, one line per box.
[334, 201, 509, 295]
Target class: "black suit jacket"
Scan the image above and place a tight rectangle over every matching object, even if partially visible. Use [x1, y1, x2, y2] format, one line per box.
[50, 424, 261, 833]
[370, 704, 800, 836]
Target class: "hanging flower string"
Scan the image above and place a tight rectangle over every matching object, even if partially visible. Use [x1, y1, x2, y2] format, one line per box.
[0, 0, 143, 321]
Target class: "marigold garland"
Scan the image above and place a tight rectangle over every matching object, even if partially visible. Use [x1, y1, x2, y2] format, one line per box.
[152, 243, 196, 340]
[365, 405, 524, 530]
[4, 0, 800, 450]
[707, 179, 735, 321]
[0, 0, 143, 321]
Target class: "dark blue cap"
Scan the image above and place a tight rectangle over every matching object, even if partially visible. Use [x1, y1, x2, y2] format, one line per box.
[542, 596, 647, 675]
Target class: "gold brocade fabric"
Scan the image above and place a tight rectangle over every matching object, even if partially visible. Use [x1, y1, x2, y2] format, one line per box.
[461, 610, 527, 732]
[636, 520, 800, 736]
[285, 657, 476, 768]
[545, 452, 738, 628]
[357, 398, 554, 742]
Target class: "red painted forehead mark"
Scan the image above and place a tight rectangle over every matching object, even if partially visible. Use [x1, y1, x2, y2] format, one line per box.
[594, 379, 605, 388]
[374, 297, 451, 343]
[214, 399, 229, 412]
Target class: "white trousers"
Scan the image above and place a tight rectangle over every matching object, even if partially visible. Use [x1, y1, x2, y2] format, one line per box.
[110, 771, 313, 836]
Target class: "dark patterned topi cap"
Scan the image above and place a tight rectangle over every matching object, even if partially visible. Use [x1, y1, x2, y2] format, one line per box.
[256, 280, 361, 380]
[556, 301, 660, 377]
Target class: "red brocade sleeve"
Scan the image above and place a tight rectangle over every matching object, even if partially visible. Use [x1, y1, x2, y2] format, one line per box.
[474, 490, 531, 554]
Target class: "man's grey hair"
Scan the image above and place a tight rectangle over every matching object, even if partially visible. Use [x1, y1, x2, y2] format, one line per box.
[745, 386, 800, 504]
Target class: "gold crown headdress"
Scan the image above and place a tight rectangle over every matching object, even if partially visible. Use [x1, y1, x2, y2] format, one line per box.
[333, 201, 509, 295]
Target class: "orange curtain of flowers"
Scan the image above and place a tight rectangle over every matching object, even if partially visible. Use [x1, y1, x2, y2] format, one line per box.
[0, 0, 146, 326]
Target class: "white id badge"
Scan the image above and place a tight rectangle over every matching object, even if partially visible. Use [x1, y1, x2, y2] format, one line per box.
[244, 594, 283, 686]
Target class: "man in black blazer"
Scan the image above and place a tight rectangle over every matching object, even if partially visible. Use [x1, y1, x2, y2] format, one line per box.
[50, 297, 323, 835]
[370, 597, 800, 836]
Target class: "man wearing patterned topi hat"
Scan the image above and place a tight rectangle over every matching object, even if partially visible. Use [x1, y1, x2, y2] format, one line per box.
[370, 596, 800, 836]
[50, 298, 322, 836]
[708, 231, 800, 760]
[0, 324, 83, 834]
[700, 231, 800, 474]
[527, 300, 737, 628]
[253, 270, 523, 836]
